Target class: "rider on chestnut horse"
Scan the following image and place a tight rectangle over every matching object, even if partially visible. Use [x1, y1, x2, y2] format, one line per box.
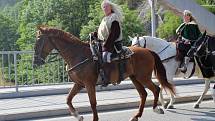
[91, 0, 125, 87]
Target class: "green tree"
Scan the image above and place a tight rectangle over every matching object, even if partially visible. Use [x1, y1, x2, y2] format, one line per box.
[0, 1, 21, 51]
[156, 11, 181, 39]
[14, 0, 97, 84]
[122, 5, 145, 45]
[80, 2, 145, 46]
[17, 0, 93, 50]
[195, 0, 215, 5]
[79, 0, 103, 40]
[0, 13, 19, 50]
[195, 0, 215, 14]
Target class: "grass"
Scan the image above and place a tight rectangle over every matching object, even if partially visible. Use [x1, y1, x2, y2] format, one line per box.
[0, 69, 14, 87]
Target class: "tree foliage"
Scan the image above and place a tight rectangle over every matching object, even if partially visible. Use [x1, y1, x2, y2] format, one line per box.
[195, 0, 215, 14]
[17, 0, 92, 50]
[80, 1, 145, 46]
[156, 11, 182, 39]
[0, 12, 19, 50]
[195, 0, 215, 5]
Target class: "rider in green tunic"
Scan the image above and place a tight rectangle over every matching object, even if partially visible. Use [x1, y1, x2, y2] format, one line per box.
[176, 10, 202, 72]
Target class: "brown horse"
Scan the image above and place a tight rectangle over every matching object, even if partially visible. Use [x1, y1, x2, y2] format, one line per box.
[33, 26, 175, 121]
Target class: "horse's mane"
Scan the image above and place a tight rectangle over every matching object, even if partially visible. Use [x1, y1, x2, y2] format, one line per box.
[143, 36, 169, 44]
[37, 26, 89, 46]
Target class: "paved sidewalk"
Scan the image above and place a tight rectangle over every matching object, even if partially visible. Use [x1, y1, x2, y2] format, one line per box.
[0, 77, 204, 99]
[0, 81, 214, 121]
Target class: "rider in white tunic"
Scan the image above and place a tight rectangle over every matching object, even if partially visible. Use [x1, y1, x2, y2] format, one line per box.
[98, 0, 123, 63]
[95, 0, 124, 87]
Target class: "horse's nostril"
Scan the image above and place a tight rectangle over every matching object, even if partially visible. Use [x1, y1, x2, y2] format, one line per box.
[33, 56, 45, 68]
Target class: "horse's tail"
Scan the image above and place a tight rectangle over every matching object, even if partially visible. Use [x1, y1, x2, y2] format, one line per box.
[150, 50, 176, 95]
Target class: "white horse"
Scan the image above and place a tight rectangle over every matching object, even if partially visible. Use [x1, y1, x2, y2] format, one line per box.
[130, 36, 212, 109]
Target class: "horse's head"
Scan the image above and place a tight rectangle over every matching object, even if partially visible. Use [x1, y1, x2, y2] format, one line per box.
[33, 26, 55, 68]
[129, 36, 146, 48]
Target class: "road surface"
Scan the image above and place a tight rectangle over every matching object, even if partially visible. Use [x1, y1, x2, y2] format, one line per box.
[20, 100, 215, 121]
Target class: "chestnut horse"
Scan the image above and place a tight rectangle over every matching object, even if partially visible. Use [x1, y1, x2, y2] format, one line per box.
[33, 26, 175, 121]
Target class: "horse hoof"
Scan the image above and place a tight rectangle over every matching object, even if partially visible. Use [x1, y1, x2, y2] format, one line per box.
[129, 117, 138, 121]
[194, 104, 199, 108]
[78, 116, 84, 121]
[153, 107, 164, 114]
[167, 105, 174, 109]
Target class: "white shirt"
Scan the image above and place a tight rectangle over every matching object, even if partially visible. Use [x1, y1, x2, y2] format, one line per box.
[98, 13, 122, 42]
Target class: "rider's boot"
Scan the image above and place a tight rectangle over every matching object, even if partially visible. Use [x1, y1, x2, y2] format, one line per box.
[99, 69, 109, 87]
[179, 56, 190, 73]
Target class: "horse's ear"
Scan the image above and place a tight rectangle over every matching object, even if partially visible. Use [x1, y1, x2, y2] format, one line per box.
[203, 30, 207, 36]
[37, 25, 48, 30]
[128, 36, 133, 41]
[199, 30, 207, 40]
[37, 25, 43, 32]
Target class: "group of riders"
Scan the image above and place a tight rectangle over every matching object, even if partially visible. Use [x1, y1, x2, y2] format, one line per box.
[92, 0, 215, 101]
[94, 1, 198, 83]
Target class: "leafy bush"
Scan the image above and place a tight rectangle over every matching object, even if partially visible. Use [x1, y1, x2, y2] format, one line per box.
[156, 11, 182, 39]
[80, 2, 145, 46]
[203, 5, 215, 14]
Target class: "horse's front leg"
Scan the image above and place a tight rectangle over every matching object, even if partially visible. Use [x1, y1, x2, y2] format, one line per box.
[194, 80, 210, 108]
[86, 84, 98, 121]
[129, 76, 147, 121]
[67, 83, 83, 121]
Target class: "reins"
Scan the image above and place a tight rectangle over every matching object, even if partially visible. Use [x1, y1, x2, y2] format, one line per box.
[67, 57, 93, 72]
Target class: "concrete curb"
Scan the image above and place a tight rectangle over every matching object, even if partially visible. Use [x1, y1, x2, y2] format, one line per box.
[0, 94, 212, 121]
[0, 78, 204, 99]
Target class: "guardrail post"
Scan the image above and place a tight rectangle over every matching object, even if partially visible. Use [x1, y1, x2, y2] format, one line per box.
[14, 52, 18, 92]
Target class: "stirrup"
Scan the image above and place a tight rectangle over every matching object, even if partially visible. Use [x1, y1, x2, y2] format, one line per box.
[99, 69, 109, 87]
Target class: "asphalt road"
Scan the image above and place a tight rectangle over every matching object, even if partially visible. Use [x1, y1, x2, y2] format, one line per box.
[20, 100, 215, 121]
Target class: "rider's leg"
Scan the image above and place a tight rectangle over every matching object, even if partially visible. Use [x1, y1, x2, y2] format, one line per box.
[179, 56, 190, 72]
[114, 41, 124, 84]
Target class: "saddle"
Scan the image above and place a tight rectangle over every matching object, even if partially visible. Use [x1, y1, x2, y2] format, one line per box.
[111, 46, 134, 61]
[90, 39, 133, 86]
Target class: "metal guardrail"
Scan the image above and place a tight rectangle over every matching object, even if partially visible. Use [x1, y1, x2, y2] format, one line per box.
[0, 51, 71, 92]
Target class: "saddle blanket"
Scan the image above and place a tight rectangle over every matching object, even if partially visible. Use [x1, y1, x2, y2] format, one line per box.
[111, 46, 134, 61]
[158, 42, 176, 61]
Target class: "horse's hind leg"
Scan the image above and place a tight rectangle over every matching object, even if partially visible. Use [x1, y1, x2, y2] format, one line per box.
[144, 79, 164, 114]
[167, 92, 175, 109]
[194, 80, 210, 108]
[159, 85, 175, 109]
[129, 76, 147, 121]
[159, 86, 168, 108]
[67, 83, 83, 121]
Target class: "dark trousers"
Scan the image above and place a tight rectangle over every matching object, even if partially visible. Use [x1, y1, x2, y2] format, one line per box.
[113, 41, 123, 54]
[177, 42, 191, 61]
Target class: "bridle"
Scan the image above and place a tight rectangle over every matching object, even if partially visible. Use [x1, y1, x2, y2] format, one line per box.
[35, 33, 72, 64]
[34, 34, 47, 64]
[34, 33, 93, 71]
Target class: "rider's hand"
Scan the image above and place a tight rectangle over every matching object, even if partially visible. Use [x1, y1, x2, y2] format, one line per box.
[90, 32, 98, 40]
